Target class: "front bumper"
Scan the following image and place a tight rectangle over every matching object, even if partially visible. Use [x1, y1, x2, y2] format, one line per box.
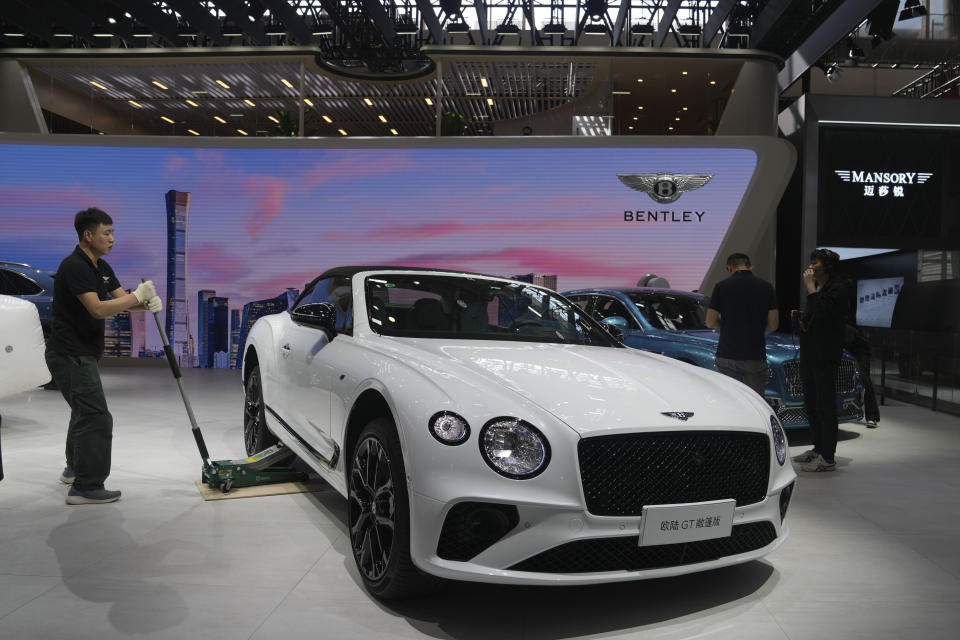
[407, 479, 794, 585]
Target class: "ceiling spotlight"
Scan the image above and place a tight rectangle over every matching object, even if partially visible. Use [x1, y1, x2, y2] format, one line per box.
[899, 0, 928, 21]
[446, 21, 470, 33]
[495, 22, 520, 35]
[631, 23, 655, 35]
[542, 23, 567, 35]
[583, 22, 609, 35]
[678, 24, 702, 35]
[264, 24, 285, 36]
[312, 21, 334, 36]
[819, 63, 841, 82]
[395, 16, 418, 35]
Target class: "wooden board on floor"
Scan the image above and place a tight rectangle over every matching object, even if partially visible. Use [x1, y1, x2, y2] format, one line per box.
[195, 478, 329, 501]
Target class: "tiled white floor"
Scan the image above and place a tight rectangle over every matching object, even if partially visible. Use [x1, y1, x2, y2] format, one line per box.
[1, 366, 958, 640]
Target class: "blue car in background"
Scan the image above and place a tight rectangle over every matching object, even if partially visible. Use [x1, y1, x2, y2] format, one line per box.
[563, 287, 864, 429]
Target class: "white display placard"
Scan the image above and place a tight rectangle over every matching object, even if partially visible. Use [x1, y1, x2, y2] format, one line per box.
[639, 499, 736, 546]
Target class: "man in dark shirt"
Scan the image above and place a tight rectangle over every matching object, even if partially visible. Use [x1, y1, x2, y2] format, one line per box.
[46, 208, 162, 504]
[706, 253, 779, 396]
[791, 248, 847, 473]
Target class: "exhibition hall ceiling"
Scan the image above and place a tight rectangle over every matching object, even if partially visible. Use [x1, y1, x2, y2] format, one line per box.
[0, 1, 951, 136]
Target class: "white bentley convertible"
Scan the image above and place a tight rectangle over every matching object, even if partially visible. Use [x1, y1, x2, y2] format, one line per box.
[242, 267, 796, 599]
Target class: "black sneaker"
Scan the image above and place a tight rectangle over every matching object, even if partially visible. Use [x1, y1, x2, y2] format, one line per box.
[59, 466, 75, 484]
[66, 487, 121, 505]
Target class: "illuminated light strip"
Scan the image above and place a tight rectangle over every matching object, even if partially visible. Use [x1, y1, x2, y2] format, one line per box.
[90, 80, 108, 90]
[187, 129, 199, 135]
[280, 78, 294, 88]
[186, 99, 199, 107]
[390, 128, 398, 135]
[378, 115, 387, 123]
[303, 98, 314, 107]
[363, 98, 373, 106]
[244, 99, 255, 106]
[338, 129, 348, 136]
[236, 129, 248, 136]
[128, 100, 142, 108]
[152, 80, 169, 90]
[819, 120, 960, 128]
[425, 97, 433, 105]
[322, 115, 332, 123]
[215, 79, 230, 89]
[267, 115, 279, 124]
[161, 116, 175, 124]
[213, 116, 227, 124]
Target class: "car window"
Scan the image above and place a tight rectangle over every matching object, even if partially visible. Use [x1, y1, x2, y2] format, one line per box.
[594, 296, 640, 330]
[626, 292, 708, 331]
[365, 274, 617, 346]
[295, 276, 353, 334]
[567, 295, 593, 314]
[0, 268, 43, 296]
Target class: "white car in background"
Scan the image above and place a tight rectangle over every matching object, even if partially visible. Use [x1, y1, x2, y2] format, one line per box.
[241, 267, 796, 599]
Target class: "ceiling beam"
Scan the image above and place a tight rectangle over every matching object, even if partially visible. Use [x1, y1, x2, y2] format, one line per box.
[164, 0, 229, 46]
[749, 0, 795, 45]
[415, 0, 444, 44]
[612, 1, 629, 46]
[472, 1, 490, 45]
[360, 0, 397, 41]
[702, 0, 737, 47]
[655, 0, 682, 48]
[777, 0, 884, 92]
[213, 0, 270, 46]
[118, 0, 182, 46]
[259, 0, 312, 45]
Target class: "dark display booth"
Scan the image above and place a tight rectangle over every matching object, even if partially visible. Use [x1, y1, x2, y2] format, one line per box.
[778, 94, 960, 416]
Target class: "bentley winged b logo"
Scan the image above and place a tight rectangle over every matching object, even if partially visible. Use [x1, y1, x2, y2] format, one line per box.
[661, 411, 695, 421]
[617, 172, 714, 204]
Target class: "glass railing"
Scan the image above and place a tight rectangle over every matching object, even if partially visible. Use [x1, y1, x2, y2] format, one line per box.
[865, 328, 960, 417]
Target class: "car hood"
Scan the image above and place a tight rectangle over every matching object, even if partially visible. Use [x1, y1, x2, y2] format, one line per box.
[387, 339, 768, 437]
[670, 329, 801, 362]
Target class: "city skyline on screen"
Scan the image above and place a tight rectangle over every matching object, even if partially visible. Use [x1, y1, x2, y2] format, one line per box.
[0, 142, 757, 350]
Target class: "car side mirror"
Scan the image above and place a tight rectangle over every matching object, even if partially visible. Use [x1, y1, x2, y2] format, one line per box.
[602, 316, 628, 342]
[291, 301, 337, 333]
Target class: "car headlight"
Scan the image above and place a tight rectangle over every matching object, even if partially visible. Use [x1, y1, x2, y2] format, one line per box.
[770, 414, 787, 465]
[429, 411, 470, 445]
[479, 418, 550, 479]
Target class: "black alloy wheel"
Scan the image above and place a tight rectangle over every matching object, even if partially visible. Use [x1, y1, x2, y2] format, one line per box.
[348, 418, 429, 599]
[243, 365, 277, 456]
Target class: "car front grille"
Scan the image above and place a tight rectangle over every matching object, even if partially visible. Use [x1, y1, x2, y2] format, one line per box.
[508, 521, 777, 573]
[782, 358, 858, 397]
[578, 431, 769, 516]
[777, 402, 863, 426]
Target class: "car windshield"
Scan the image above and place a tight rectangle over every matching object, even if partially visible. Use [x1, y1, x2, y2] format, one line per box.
[626, 291, 709, 331]
[365, 274, 618, 346]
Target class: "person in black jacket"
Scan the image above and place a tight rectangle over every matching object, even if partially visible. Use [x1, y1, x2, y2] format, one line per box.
[791, 248, 846, 472]
[46, 208, 163, 504]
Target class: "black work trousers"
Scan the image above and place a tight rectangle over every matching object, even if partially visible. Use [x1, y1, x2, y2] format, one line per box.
[45, 349, 114, 490]
[850, 346, 880, 422]
[801, 357, 839, 463]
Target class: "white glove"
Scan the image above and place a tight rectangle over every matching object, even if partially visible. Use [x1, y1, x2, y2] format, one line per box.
[133, 280, 156, 303]
[145, 296, 163, 313]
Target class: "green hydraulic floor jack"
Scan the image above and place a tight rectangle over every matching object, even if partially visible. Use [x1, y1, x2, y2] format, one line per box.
[150, 305, 307, 493]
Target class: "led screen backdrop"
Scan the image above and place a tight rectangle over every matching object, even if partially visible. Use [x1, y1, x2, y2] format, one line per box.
[0, 139, 757, 357]
[817, 125, 960, 249]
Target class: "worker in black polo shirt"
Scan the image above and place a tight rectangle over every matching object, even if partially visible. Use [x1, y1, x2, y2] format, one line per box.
[705, 253, 779, 397]
[46, 208, 162, 505]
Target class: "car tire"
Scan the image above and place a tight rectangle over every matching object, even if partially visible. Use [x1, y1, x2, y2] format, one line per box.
[243, 365, 277, 456]
[348, 418, 432, 599]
